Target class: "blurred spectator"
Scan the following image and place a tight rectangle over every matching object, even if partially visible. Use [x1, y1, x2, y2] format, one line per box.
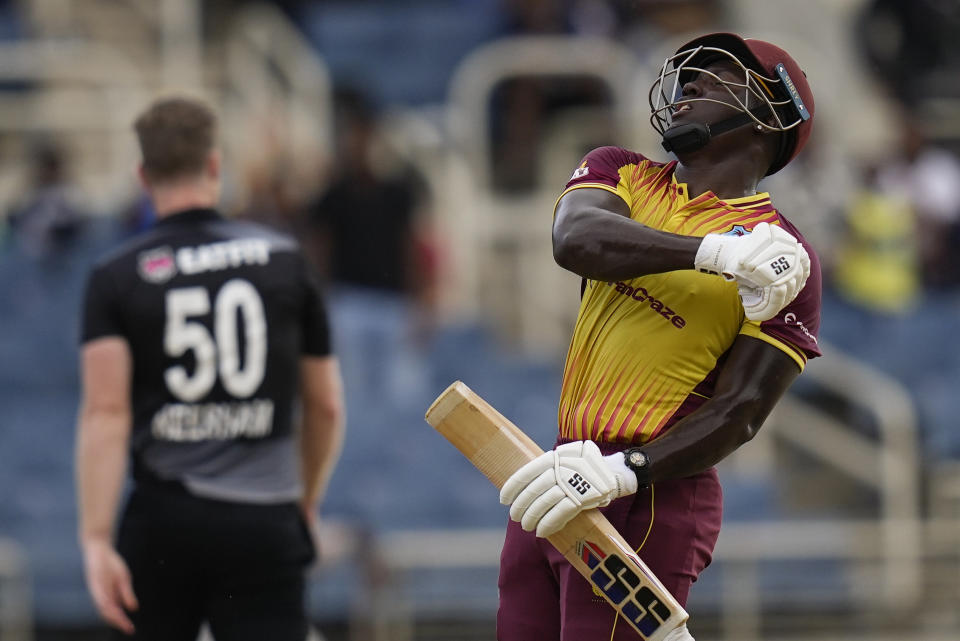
[831, 111, 960, 311]
[875, 114, 960, 291]
[6, 139, 88, 260]
[307, 87, 435, 301]
[832, 165, 920, 314]
[306, 87, 438, 405]
[227, 107, 323, 238]
[236, 152, 309, 236]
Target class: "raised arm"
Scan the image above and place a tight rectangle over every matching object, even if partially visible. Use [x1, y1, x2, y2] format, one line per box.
[554, 187, 810, 322]
[552, 187, 701, 281]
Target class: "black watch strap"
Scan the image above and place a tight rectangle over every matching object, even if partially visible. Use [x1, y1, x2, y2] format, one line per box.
[623, 447, 652, 489]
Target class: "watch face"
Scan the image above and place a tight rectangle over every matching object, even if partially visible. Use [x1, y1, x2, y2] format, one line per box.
[628, 450, 648, 469]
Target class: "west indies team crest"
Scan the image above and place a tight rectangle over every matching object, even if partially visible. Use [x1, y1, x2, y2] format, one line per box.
[723, 224, 749, 236]
[137, 246, 177, 283]
[570, 161, 589, 180]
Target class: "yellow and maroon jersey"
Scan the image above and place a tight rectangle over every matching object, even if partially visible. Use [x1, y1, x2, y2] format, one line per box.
[555, 146, 822, 445]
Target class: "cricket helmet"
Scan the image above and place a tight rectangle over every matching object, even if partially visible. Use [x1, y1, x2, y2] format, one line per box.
[649, 32, 815, 175]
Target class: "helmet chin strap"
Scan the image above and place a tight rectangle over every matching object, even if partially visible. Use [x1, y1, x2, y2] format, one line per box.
[660, 110, 760, 154]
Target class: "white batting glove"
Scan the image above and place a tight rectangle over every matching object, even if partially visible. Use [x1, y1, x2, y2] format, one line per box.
[695, 222, 810, 321]
[663, 623, 696, 641]
[499, 441, 638, 538]
[737, 280, 791, 322]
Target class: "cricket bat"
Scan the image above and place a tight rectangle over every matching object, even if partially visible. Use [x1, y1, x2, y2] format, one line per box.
[425, 381, 689, 641]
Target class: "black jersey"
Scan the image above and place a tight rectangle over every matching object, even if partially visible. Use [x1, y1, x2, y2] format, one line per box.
[81, 208, 331, 502]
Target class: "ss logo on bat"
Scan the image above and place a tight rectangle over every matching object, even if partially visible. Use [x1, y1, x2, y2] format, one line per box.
[580, 542, 673, 638]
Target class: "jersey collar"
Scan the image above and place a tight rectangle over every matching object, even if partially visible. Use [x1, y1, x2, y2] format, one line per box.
[670, 174, 772, 210]
[155, 207, 222, 226]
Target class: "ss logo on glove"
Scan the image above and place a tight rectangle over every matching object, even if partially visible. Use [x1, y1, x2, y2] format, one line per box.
[500, 440, 631, 537]
[770, 256, 791, 275]
[568, 473, 592, 495]
[694, 222, 811, 321]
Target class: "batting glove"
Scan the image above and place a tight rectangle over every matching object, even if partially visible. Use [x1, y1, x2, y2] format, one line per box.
[500, 441, 638, 538]
[736, 280, 792, 322]
[694, 222, 810, 321]
[663, 624, 696, 641]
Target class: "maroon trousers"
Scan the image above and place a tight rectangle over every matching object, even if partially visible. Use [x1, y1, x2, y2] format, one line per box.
[497, 448, 722, 641]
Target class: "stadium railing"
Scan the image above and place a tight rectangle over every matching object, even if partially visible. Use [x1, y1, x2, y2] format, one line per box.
[0, 36, 149, 214]
[699, 341, 922, 638]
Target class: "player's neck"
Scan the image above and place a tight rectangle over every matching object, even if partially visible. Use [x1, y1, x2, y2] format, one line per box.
[673, 156, 762, 201]
[150, 179, 220, 218]
[673, 134, 768, 200]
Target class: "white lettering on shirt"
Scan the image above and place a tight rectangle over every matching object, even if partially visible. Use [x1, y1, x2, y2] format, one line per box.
[151, 399, 275, 441]
[176, 239, 271, 276]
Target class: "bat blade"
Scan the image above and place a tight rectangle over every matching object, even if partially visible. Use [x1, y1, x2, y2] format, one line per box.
[425, 381, 689, 641]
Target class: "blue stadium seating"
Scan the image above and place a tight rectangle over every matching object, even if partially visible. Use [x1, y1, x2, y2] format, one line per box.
[820, 289, 960, 458]
[299, 1, 502, 106]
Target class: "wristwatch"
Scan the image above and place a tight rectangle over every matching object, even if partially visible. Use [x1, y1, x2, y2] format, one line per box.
[623, 447, 652, 489]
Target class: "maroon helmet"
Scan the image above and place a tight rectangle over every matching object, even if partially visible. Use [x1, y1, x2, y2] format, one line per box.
[649, 32, 815, 175]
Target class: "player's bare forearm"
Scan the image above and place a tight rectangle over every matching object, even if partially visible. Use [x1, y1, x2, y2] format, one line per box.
[299, 405, 344, 509]
[76, 408, 130, 545]
[640, 335, 800, 483]
[553, 188, 702, 281]
[298, 356, 345, 511]
[76, 338, 133, 545]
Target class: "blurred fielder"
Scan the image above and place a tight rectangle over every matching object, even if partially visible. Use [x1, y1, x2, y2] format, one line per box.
[75, 97, 344, 640]
[497, 32, 821, 640]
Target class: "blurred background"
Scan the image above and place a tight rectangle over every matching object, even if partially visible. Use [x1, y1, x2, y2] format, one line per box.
[0, 0, 958, 640]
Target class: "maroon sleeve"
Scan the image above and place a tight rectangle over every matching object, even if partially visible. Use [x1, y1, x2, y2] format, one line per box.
[563, 146, 649, 191]
[759, 219, 823, 361]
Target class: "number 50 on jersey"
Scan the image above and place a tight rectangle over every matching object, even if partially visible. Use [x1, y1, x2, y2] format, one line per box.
[425, 381, 689, 641]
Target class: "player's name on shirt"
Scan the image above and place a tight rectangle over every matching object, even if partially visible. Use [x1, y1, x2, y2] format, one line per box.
[139, 238, 272, 283]
[151, 399, 275, 442]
